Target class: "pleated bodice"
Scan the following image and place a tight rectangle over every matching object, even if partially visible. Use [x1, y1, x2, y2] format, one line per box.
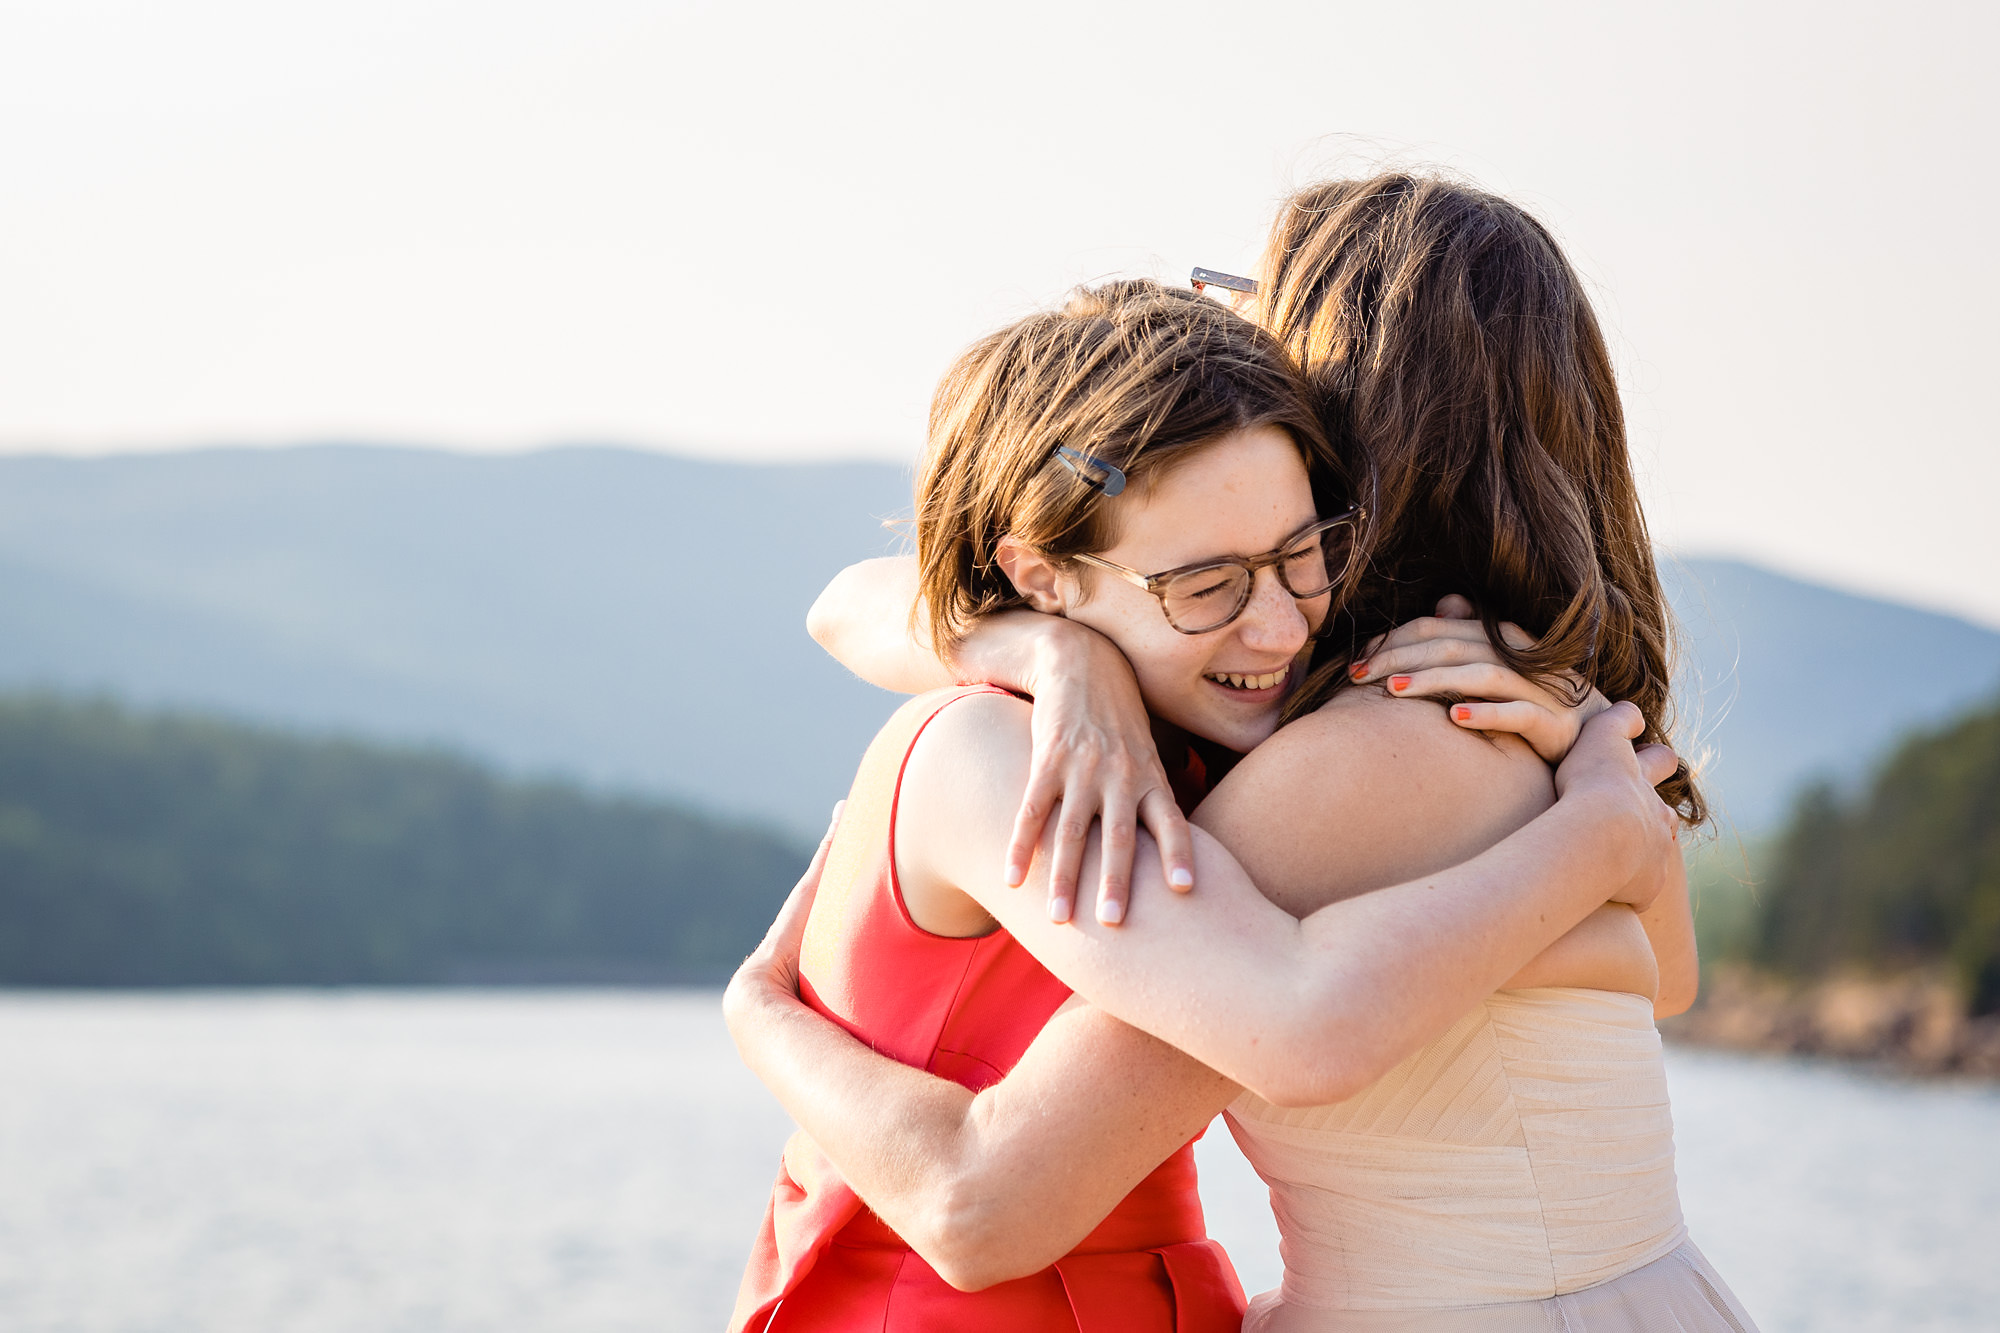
[1227, 987, 1687, 1316]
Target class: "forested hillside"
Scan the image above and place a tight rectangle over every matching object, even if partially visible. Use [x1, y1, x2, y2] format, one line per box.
[1750, 693, 2000, 1015]
[0, 695, 806, 985]
[6, 447, 1998, 837]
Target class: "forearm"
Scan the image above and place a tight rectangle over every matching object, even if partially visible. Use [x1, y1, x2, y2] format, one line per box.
[1640, 844, 1698, 1017]
[725, 977, 1229, 1289]
[1280, 791, 1651, 1101]
[724, 976, 981, 1257]
[807, 555, 1112, 700]
[807, 557, 953, 693]
[986, 792, 1645, 1107]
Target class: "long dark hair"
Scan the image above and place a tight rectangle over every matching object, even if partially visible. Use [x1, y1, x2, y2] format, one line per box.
[1262, 173, 1703, 824]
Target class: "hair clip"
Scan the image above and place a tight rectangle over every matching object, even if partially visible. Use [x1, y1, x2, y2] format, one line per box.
[1052, 445, 1127, 496]
[1191, 267, 1258, 295]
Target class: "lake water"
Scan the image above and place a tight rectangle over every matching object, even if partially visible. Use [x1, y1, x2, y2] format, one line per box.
[0, 991, 1993, 1333]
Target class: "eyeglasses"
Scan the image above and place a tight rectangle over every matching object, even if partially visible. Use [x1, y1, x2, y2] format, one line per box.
[1070, 508, 1366, 635]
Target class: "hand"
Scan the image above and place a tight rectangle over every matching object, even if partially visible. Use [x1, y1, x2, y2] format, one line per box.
[1551, 702, 1681, 913]
[1007, 625, 1194, 928]
[724, 802, 841, 1028]
[1350, 595, 1612, 763]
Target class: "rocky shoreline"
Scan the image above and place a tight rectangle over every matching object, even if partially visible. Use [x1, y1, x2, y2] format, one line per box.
[1662, 966, 2000, 1078]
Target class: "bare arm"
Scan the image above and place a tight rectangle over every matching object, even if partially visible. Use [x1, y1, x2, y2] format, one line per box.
[1639, 845, 1698, 1017]
[809, 553, 1197, 916]
[807, 555, 943, 693]
[732, 982, 1234, 1289]
[724, 817, 1233, 1289]
[899, 697, 1678, 1108]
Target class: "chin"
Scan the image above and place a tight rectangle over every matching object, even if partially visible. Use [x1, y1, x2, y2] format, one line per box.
[1178, 704, 1282, 755]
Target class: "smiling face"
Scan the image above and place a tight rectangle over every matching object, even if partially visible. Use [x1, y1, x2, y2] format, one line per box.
[1009, 425, 1326, 753]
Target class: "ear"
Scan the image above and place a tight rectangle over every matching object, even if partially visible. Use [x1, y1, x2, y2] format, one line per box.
[993, 535, 1075, 615]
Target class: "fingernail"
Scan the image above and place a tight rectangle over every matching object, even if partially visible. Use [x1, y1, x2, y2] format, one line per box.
[1388, 675, 1411, 693]
[827, 800, 845, 828]
[1098, 898, 1124, 925]
[1452, 704, 1472, 722]
[1005, 861, 1026, 887]
[1350, 660, 1370, 680]
[1169, 866, 1194, 889]
[1049, 896, 1072, 923]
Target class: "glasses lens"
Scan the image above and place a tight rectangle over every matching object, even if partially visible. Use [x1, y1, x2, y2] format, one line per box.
[1160, 565, 1253, 633]
[1280, 521, 1357, 598]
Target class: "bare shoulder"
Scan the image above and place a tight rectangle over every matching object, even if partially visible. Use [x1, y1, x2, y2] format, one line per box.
[893, 690, 1035, 935]
[1194, 688, 1554, 914]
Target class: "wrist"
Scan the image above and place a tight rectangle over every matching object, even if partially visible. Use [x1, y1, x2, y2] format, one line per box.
[1023, 616, 1118, 696]
[1556, 782, 1648, 876]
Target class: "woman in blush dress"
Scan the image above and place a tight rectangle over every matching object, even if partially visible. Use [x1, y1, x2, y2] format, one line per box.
[730, 174, 1757, 1330]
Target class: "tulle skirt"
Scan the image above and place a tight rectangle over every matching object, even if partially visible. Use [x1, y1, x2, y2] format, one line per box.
[1243, 1241, 1757, 1333]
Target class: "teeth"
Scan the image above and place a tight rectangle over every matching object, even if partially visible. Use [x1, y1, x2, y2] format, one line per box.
[1207, 669, 1286, 691]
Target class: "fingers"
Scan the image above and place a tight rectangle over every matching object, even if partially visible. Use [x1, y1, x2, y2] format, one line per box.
[1141, 786, 1196, 894]
[751, 799, 844, 969]
[1004, 775, 1058, 890]
[1043, 799, 1094, 925]
[1094, 799, 1137, 926]
[1594, 699, 1646, 741]
[782, 799, 842, 918]
[1381, 662, 1557, 709]
[1351, 620, 1512, 682]
[1635, 741, 1680, 788]
[1444, 699, 1565, 762]
[1433, 594, 1477, 619]
[817, 799, 844, 860]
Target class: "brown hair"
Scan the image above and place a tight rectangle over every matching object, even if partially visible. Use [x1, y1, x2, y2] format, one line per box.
[1263, 173, 1704, 824]
[916, 278, 1342, 657]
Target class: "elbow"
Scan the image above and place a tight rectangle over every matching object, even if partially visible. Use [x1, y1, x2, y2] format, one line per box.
[1237, 1012, 1380, 1109]
[905, 1185, 1043, 1292]
[805, 585, 843, 655]
[1251, 1062, 1371, 1111]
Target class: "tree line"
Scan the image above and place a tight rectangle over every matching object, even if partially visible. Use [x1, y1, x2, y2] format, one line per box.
[1746, 690, 2000, 1016]
[0, 694, 808, 985]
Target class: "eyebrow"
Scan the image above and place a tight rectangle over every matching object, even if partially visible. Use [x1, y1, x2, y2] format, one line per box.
[1135, 515, 1327, 574]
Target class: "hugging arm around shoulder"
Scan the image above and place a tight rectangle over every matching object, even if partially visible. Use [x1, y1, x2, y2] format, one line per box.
[1196, 691, 1670, 1007]
[898, 690, 1655, 1108]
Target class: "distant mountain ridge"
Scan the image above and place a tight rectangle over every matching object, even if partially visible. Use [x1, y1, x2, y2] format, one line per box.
[0, 447, 913, 836]
[2, 446, 1997, 835]
[1663, 558, 2000, 828]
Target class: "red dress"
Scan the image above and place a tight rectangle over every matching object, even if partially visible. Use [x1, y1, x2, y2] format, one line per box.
[730, 686, 1246, 1333]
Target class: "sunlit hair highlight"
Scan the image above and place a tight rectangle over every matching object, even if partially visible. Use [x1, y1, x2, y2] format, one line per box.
[1261, 173, 1704, 825]
[915, 279, 1342, 658]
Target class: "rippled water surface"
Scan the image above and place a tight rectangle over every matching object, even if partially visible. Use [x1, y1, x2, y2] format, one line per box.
[0, 991, 1993, 1332]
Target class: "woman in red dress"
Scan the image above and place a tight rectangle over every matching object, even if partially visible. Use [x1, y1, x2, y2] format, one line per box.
[729, 278, 1680, 1332]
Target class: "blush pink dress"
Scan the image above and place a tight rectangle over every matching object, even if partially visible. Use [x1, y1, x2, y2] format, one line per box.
[1226, 987, 1758, 1331]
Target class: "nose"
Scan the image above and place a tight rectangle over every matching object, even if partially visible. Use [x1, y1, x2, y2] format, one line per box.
[1235, 566, 1311, 656]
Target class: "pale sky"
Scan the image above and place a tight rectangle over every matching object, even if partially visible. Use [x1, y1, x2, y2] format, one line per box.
[2, 1, 1995, 624]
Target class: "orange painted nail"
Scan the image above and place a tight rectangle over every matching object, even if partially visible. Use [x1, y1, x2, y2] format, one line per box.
[1350, 660, 1370, 680]
[1388, 675, 1411, 693]
[1452, 704, 1473, 722]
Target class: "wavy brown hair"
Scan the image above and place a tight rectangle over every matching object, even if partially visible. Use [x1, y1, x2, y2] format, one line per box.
[1262, 173, 1703, 824]
[915, 278, 1345, 658]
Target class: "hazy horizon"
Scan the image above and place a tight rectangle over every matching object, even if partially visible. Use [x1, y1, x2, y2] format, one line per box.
[3, 1, 1994, 626]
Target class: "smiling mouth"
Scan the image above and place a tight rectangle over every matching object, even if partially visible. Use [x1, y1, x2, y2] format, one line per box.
[1204, 669, 1288, 693]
